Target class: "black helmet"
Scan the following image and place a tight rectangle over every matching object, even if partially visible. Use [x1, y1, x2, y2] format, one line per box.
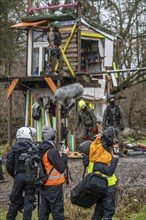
[101, 127, 115, 151]
[107, 94, 115, 102]
[79, 140, 92, 155]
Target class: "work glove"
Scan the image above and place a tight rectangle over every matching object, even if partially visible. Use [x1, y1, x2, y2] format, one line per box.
[67, 32, 71, 37]
[82, 154, 89, 167]
[51, 48, 57, 56]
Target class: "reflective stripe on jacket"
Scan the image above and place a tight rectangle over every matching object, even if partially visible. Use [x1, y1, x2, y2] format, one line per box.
[43, 150, 65, 186]
[87, 161, 117, 187]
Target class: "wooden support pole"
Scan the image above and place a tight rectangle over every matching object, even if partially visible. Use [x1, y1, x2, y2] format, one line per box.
[56, 80, 61, 150]
[77, 2, 81, 72]
[8, 86, 12, 149]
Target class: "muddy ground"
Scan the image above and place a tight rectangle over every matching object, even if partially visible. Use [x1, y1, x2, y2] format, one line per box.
[0, 155, 146, 210]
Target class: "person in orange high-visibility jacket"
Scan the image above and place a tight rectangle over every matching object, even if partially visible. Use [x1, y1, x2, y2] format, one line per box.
[38, 125, 69, 220]
[80, 127, 119, 220]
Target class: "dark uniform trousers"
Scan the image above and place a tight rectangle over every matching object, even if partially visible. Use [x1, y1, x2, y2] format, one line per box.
[91, 185, 117, 220]
[39, 184, 64, 220]
[6, 173, 35, 220]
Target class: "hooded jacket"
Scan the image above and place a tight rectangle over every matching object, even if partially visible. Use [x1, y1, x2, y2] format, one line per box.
[38, 140, 68, 184]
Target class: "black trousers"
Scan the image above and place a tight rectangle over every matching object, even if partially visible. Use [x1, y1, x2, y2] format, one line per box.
[39, 184, 64, 220]
[91, 185, 117, 220]
[6, 173, 36, 220]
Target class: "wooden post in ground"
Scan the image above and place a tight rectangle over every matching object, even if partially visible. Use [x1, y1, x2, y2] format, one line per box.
[7, 94, 12, 150]
[56, 80, 61, 150]
[77, 2, 81, 72]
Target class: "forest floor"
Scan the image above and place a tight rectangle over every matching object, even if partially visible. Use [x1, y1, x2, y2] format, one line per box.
[0, 143, 146, 220]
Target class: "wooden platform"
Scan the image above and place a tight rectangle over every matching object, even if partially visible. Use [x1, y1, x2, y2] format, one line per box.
[68, 151, 82, 159]
[0, 75, 101, 91]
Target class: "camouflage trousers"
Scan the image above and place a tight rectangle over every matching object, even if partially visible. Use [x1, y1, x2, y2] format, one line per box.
[49, 46, 64, 75]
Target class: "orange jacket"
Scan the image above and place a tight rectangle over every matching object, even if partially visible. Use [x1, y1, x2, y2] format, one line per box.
[89, 134, 112, 165]
[43, 150, 65, 186]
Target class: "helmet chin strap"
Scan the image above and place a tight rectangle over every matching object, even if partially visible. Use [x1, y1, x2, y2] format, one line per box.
[25, 126, 33, 139]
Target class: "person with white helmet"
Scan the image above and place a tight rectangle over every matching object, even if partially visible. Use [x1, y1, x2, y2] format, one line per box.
[6, 126, 37, 220]
[38, 125, 69, 220]
[76, 100, 97, 143]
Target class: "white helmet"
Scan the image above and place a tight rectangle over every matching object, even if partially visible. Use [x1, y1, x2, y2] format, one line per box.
[16, 127, 36, 141]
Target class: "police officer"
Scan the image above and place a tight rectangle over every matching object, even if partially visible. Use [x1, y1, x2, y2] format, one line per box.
[76, 100, 97, 143]
[80, 127, 119, 220]
[6, 126, 37, 220]
[38, 125, 69, 220]
[102, 94, 126, 156]
[47, 21, 63, 76]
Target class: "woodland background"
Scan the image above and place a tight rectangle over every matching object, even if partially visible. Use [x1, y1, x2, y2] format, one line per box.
[0, 0, 146, 144]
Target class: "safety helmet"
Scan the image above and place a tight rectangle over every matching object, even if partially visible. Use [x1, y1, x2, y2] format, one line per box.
[53, 21, 61, 28]
[42, 125, 56, 141]
[16, 127, 36, 142]
[101, 126, 115, 150]
[78, 100, 86, 109]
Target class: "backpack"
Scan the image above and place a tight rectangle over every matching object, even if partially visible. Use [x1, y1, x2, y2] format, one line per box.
[32, 106, 41, 121]
[71, 172, 108, 208]
[25, 152, 48, 186]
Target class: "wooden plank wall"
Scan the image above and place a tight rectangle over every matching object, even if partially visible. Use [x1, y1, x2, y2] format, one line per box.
[60, 25, 78, 73]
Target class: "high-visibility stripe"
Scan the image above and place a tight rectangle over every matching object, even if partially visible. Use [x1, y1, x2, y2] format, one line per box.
[88, 161, 117, 187]
[46, 168, 57, 174]
[43, 150, 65, 186]
[48, 173, 64, 180]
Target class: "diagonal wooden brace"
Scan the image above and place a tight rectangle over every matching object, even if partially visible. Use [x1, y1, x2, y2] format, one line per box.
[7, 79, 19, 98]
[44, 77, 57, 93]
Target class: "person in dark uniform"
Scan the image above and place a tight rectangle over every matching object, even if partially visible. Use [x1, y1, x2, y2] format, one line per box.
[102, 94, 126, 156]
[38, 125, 69, 220]
[80, 127, 119, 220]
[6, 126, 37, 220]
[76, 100, 97, 143]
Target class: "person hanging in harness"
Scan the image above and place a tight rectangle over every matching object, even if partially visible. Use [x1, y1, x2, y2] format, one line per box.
[102, 94, 126, 156]
[80, 127, 119, 220]
[38, 125, 69, 220]
[76, 100, 98, 143]
[6, 127, 37, 220]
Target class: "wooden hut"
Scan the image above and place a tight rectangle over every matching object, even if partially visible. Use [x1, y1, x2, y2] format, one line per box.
[1, 3, 117, 149]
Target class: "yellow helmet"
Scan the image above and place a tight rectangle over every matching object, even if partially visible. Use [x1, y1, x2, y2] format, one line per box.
[78, 100, 86, 109]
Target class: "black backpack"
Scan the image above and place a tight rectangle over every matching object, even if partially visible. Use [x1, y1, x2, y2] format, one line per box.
[25, 152, 48, 186]
[71, 172, 108, 208]
[32, 106, 41, 121]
